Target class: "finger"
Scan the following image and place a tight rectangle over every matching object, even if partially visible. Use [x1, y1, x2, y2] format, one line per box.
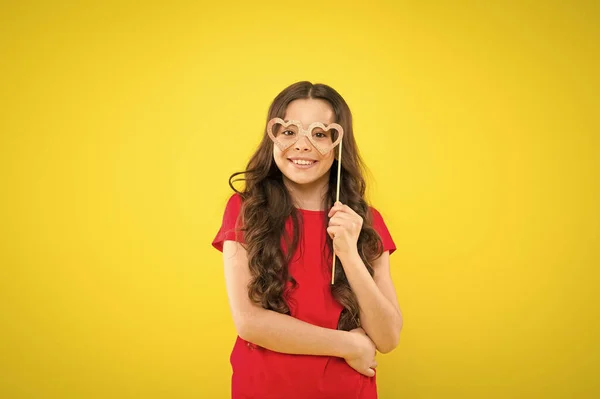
[329, 212, 363, 231]
[329, 219, 360, 235]
[371, 361, 378, 369]
[330, 215, 361, 227]
[333, 203, 360, 218]
[359, 368, 373, 377]
[328, 216, 351, 226]
[327, 202, 346, 217]
[328, 216, 341, 226]
[326, 226, 340, 239]
[327, 208, 340, 218]
[329, 212, 354, 221]
[328, 205, 355, 217]
[341, 203, 359, 216]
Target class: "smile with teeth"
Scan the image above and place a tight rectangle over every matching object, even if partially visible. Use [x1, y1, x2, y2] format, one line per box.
[289, 159, 318, 169]
[292, 159, 314, 165]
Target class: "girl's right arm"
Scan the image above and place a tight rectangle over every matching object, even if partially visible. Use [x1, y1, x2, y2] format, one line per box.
[222, 240, 376, 376]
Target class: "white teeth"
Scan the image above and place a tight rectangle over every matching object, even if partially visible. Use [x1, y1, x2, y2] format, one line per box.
[292, 159, 314, 165]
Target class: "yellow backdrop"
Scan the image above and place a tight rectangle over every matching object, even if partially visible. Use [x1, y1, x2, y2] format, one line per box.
[1, 1, 598, 398]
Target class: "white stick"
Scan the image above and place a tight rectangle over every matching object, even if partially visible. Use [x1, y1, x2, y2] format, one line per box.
[331, 140, 343, 285]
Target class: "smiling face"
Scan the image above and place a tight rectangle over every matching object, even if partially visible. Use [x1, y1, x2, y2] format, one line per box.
[272, 98, 338, 187]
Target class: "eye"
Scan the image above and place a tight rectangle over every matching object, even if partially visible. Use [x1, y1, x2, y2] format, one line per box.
[314, 131, 329, 139]
[282, 130, 295, 136]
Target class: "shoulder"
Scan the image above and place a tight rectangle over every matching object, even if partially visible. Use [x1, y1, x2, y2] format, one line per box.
[366, 204, 396, 254]
[227, 192, 243, 207]
[367, 205, 386, 224]
[223, 192, 244, 215]
[212, 192, 246, 252]
[218, 192, 245, 229]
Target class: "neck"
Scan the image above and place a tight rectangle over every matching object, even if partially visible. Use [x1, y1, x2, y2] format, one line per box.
[283, 174, 329, 211]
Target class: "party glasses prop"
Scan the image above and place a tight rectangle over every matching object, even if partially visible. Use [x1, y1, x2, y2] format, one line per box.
[267, 118, 344, 156]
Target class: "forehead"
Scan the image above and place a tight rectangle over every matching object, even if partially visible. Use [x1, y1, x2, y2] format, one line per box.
[283, 98, 335, 127]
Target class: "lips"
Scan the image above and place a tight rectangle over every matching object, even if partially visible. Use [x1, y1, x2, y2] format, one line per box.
[288, 159, 318, 169]
[288, 158, 317, 162]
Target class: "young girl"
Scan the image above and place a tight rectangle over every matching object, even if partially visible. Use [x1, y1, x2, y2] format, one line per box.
[212, 81, 402, 399]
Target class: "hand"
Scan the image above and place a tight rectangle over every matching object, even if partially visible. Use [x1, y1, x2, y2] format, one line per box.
[344, 327, 377, 377]
[327, 201, 363, 259]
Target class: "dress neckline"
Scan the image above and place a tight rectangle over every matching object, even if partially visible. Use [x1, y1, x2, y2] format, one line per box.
[296, 207, 325, 215]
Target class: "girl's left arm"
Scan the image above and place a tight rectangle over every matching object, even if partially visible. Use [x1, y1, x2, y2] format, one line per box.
[339, 250, 403, 354]
[327, 202, 402, 354]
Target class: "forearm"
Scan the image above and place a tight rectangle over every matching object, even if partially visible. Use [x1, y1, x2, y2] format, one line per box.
[340, 252, 403, 353]
[239, 308, 353, 357]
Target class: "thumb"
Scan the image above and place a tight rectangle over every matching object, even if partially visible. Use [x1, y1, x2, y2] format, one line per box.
[366, 368, 375, 377]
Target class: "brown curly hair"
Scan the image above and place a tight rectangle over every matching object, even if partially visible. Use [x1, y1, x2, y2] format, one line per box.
[228, 81, 384, 331]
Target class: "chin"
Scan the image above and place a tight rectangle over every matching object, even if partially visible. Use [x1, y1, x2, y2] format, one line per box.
[286, 175, 319, 185]
[283, 169, 328, 186]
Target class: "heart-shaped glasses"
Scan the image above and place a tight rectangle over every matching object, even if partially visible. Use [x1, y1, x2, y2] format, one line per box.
[267, 118, 344, 156]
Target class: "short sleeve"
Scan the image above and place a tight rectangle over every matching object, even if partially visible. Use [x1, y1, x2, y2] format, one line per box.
[211, 193, 246, 252]
[369, 206, 397, 255]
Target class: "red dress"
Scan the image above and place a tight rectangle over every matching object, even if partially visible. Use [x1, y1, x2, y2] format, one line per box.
[212, 193, 396, 399]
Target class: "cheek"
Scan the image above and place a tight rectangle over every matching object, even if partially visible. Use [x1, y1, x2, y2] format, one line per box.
[320, 151, 335, 167]
[273, 145, 282, 159]
[273, 146, 287, 166]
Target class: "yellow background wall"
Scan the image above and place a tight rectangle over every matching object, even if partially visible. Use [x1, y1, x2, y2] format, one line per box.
[1, 1, 598, 398]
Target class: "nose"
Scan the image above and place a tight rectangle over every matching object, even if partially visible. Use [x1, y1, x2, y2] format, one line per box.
[294, 136, 311, 151]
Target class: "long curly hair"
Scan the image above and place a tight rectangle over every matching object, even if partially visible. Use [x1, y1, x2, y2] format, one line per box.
[228, 81, 384, 331]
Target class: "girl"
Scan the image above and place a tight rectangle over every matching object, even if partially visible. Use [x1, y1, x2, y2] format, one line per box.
[212, 81, 402, 399]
